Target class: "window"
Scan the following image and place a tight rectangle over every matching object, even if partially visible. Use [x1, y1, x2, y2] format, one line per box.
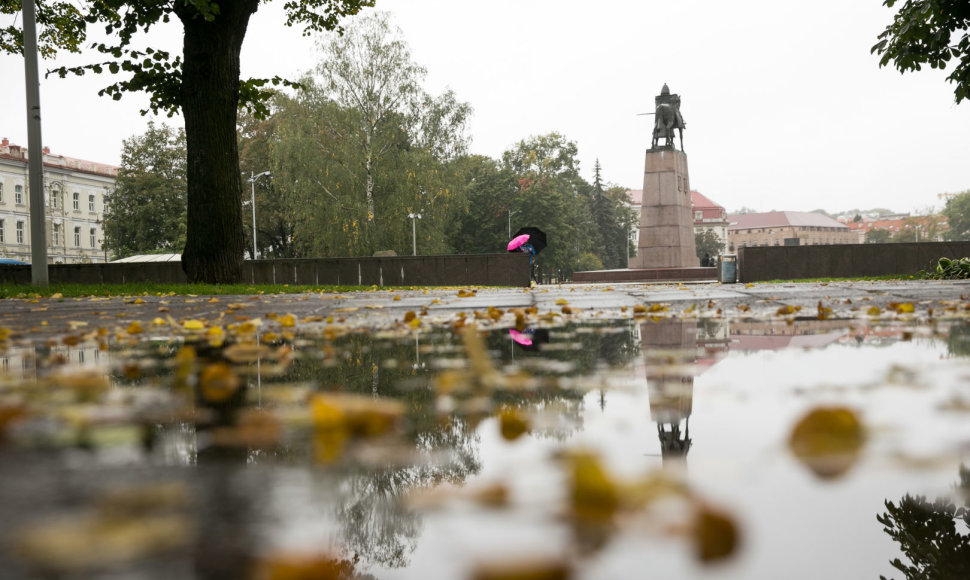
[694, 211, 703, 220]
[73, 192, 80, 211]
[89, 228, 96, 248]
[15, 185, 22, 205]
[52, 223, 60, 246]
[16, 222, 24, 244]
[51, 191, 58, 209]
[0, 220, 4, 243]
[88, 194, 95, 212]
[0, 183, 3, 203]
[74, 226, 81, 247]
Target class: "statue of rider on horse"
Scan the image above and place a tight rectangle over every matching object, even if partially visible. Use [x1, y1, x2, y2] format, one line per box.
[651, 83, 686, 151]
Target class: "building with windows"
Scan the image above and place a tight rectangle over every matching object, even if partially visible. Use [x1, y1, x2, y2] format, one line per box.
[727, 211, 855, 251]
[690, 190, 728, 257]
[626, 189, 729, 261]
[0, 138, 117, 263]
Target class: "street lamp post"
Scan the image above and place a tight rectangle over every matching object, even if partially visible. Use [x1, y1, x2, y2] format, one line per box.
[408, 212, 422, 256]
[508, 209, 519, 239]
[246, 171, 270, 259]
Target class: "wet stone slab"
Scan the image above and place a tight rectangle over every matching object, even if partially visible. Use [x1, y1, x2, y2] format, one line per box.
[0, 282, 968, 579]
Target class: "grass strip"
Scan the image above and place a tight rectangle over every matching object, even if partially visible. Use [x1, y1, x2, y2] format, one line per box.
[0, 282, 416, 299]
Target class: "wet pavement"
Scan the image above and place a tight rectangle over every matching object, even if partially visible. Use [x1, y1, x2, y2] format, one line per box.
[5, 279, 970, 335]
[0, 280, 969, 579]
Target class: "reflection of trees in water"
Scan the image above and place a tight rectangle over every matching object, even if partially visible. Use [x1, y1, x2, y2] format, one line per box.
[946, 323, 970, 357]
[878, 465, 970, 580]
[278, 333, 482, 569]
[337, 466, 424, 569]
[490, 320, 641, 372]
[129, 322, 641, 571]
[490, 321, 641, 441]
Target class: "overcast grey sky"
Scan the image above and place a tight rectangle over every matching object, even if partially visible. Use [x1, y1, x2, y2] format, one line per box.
[1, 0, 968, 215]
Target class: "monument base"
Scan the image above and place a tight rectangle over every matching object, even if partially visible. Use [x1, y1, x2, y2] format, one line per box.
[630, 148, 698, 269]
[572, 266, 716, 284]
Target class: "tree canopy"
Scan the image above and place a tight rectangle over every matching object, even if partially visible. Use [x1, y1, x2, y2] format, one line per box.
[0, 0, 374, 282]
[942, 190, 970, 240]
[236, 13, 473, 258]
[104, 122, 187, 258]
[694, 228, 724, 263]
[873, 0, 970, 103]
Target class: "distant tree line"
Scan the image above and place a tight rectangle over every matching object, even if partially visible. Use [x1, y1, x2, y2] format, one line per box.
[102, 12, 636, 280]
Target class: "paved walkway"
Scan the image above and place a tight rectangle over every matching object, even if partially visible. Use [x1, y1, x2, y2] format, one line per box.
[2, 279, 968, 344]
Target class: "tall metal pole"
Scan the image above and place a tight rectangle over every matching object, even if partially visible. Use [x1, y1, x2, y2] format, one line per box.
[245, 171, 269, 259]
[250, 171, 257, 259]
[22, 0, 48, 286]
[408, 213, 421, 255]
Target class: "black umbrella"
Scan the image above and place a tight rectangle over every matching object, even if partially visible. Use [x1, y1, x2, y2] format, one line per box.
[511, 226, 547, 255]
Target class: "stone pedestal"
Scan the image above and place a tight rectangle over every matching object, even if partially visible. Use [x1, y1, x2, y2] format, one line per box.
[630, 149, 698, 269]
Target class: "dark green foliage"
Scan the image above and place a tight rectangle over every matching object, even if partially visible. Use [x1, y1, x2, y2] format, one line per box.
[589, 161, 636, 270]
[877, 465, 970, 580]
[942, 191, 970, 241]
[103, 122, 187, 258]
[873, 0, 970, 103]
[499, 133, 593, 280]
[452, 156, 520, 255]
[866, 229, 894, 244]
[934, 257, 970, 279]
[694, 228, 724, 263]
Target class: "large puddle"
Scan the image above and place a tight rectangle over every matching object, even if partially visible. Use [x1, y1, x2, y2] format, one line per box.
[1, 310, 969, 579]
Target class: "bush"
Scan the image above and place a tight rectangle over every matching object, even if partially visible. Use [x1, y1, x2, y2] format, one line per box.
[934, 257, 970, 279]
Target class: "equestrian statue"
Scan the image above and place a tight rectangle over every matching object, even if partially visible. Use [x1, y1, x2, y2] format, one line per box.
[651, 83, 686, 151]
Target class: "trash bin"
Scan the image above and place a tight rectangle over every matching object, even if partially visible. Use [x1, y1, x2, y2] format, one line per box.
[718, 254, 737, 284]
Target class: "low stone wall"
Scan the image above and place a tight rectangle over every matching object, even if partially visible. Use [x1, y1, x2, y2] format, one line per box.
[0, 253, 531, 287]
[572, 266, 716, 283]
[737, 242, 970, 282]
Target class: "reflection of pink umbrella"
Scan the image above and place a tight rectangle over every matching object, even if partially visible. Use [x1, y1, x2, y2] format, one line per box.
[509, 329, 533, 346]
[507, 234, 530, 252]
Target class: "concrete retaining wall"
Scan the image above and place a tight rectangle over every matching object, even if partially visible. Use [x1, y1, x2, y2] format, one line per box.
[737, 242, 970, 282]
[0, 253, 531, 287]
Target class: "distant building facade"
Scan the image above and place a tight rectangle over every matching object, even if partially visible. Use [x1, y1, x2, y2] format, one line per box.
[0, 138, 117, 264]
[839, 214, 948, 243]
[727, 211, 855, 250]
[690, 190, 728, 256]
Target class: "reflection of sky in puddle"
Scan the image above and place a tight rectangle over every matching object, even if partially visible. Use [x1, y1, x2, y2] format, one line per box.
[1, 317, 968, 579]
[396, 320, 970, 579]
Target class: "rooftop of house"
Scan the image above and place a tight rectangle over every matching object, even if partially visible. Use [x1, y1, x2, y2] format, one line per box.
[0, 137, 119, 178]
[727, 211, 849, 230]
[626, 189, 725, 209]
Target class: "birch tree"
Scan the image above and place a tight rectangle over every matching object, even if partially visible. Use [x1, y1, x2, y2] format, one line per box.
[313, 11, 471, 229]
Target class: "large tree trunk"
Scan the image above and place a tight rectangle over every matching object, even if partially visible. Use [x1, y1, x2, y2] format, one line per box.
[177, 2, 258, 283]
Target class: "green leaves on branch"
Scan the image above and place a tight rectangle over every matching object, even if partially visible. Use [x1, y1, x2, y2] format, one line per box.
[873, 0, 970, 103]
[2, 0, 374, 117]
[0, 0, 86, 58]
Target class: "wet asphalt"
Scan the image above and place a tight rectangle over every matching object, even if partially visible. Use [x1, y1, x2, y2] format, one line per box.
[2, 279, 969, 342]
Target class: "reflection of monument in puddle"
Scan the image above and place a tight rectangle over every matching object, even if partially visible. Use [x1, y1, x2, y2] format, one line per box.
[640, 317, 873, 464]
[642, 319, 701, 466]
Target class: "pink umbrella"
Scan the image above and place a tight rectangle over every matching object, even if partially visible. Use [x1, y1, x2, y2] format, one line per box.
[509, 329, 533, 346]
[507, 233, 530, 252]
